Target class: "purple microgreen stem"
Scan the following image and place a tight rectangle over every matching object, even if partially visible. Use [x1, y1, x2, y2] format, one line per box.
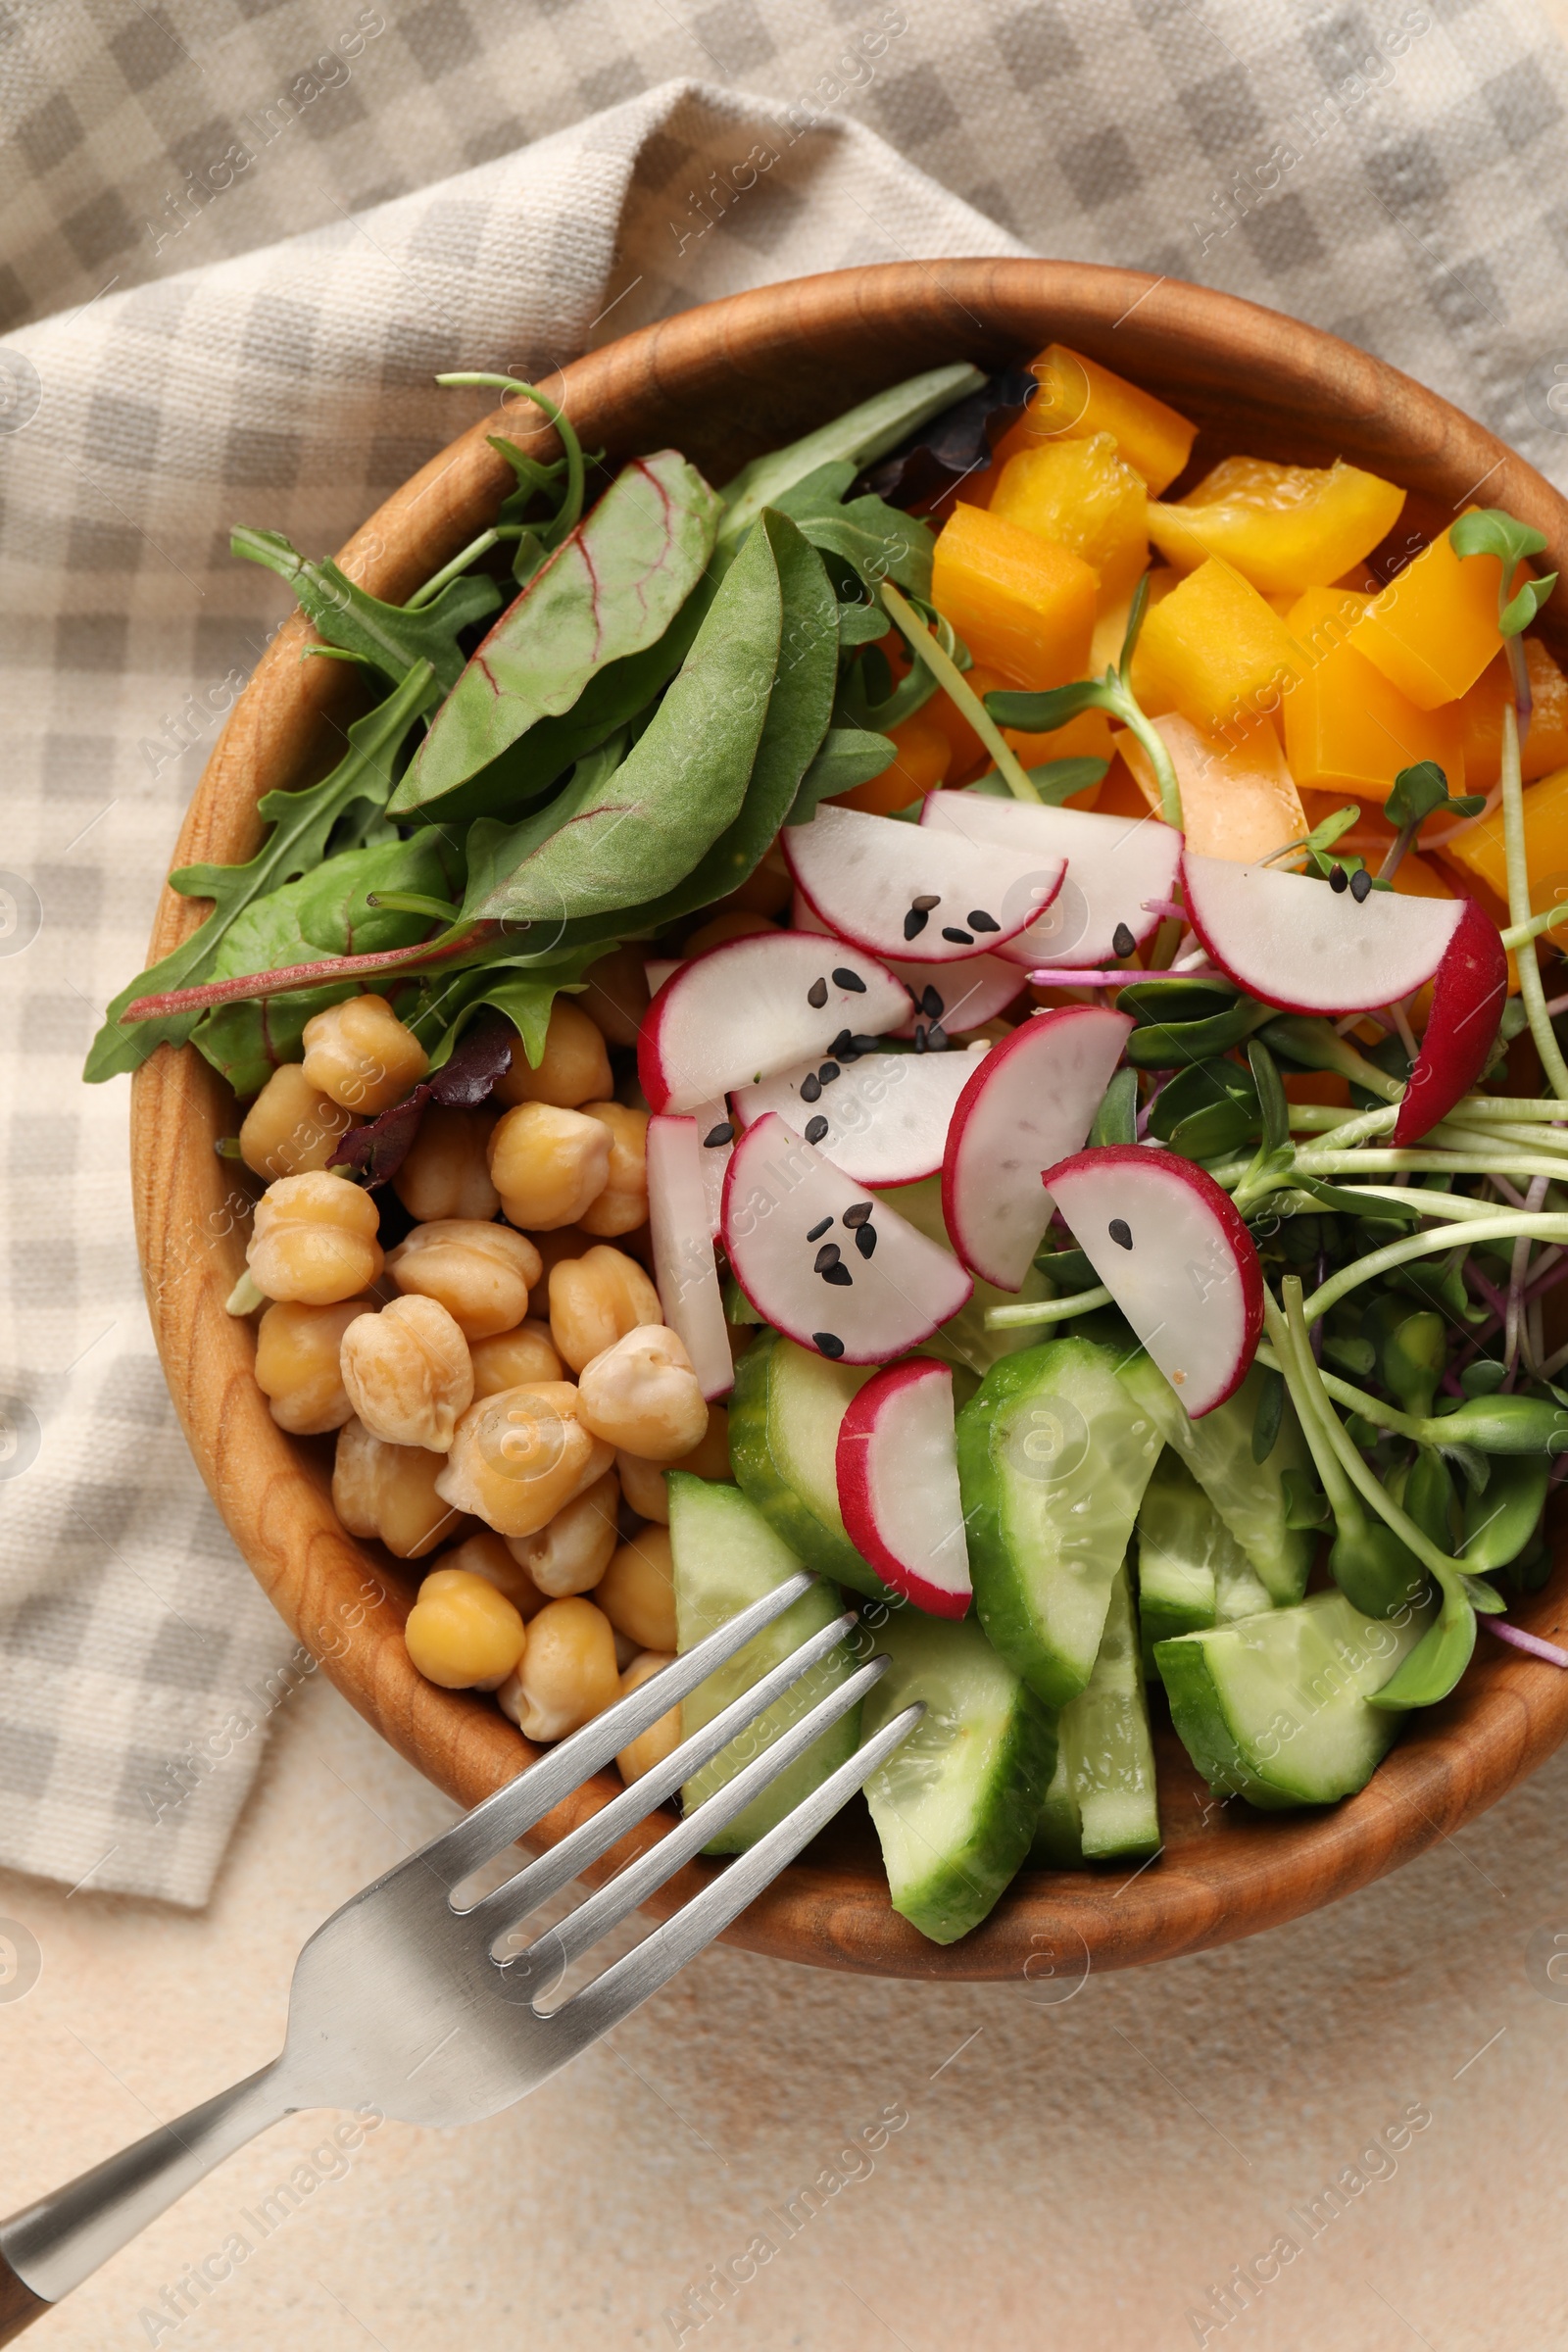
[1483, 1618, 1568, 1669]
[1141, 897, 1186, 924]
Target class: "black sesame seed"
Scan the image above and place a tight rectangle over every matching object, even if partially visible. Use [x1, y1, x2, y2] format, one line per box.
[913, 1025, 927, 1054]
[926, 1023, 948, 1051]
[818, 1061, 840, 1084]
[911, 893, 940, 910]
[941, 927, 975, 946]
[1112, 922, 1136, 960]
[800, 1072, 822, 1102]
[1329, 865, 1349, 895]
[703, 1121, 734, 1149]
[855, 1222, 877, 1259]
[833, 968, 866, 994]
[1349, 867, 1373, 903]
[814, 1243, 843, 1273]
[920, 986, 944, 1018]
[904, 906, 930, 941]
[807, 1215, 833, 1242]
[967, 910, 1001, 933]
[842, 1202, 872, 1228]
[821, 1261, 853, 1287]
[814, 1332, 846, 1358]
[851, 1035, 881, 1054]
[1108, 1217, 1134, 1250]
[808, 975, 829, 1006]
[830, 1028, 854, 1057]
[805, 1114, 829, 1144]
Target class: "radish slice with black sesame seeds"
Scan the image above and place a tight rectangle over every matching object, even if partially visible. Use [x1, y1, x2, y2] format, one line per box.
[721, 1111, 972, 1363]
[733, 1042, 988, 1188]
[1179, 849, 1467, 1015]
[942, 1005, 1133, 1291]
[791, 892, 1025, 1038]
[647, 1115, 734, 1401]
[783, 802, 1065, 965]
[836, 1359, 971, 1618]
[920, 790, 1182, 970]
[638, 932, 907, 1114]
[1040, 1145, 1263, 1417]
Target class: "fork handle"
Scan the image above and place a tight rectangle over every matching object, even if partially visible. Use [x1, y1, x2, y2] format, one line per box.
[0, 2061, 293, 2329]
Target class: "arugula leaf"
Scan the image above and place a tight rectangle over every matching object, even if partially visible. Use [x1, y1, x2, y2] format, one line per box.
[230, 528, 499, 694]
[768, 462, 936, 599]
[716, 364, 985, 547]
[1451, 507, 1559, 637]
[83, 662, 438, 1083]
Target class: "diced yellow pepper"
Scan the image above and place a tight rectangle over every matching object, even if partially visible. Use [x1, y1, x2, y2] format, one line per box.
[1440, 760, 1568, 906]
[832, 710, 951, 815]
[990, 343, 1198, 495]
[1133, 556, 1304, 736]
[1147, 456, 1406, 594]
[988, 433, 1149, 606]
[931, 502, 1097, 689]
[1284, 586, 1466, 800]
[1457, 639, 1568, 791]
[1002, 708, 1113, 808]
[1349, 515, 1510, 710]
[1119, 712, 1304, 864]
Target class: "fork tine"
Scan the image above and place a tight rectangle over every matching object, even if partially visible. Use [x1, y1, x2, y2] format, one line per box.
[465, 1609, 860, 1942]
[544, 1699, 925, 2059]
[502, 1652, 889, 1988]
[421, 1568, 819, 1886]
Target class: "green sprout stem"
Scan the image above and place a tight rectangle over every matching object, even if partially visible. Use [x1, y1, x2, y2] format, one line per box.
[984, 1286, 1112, 1332]
[1254, 1342, 1424, 1444]
[436, 371, 587, 548]
[404, 524, 526, 612]
[1500, 701, 1568, 1103]
[1500, 903, 1568, 952]
[1300, 1211, 1568, 1324]
[1260, 1290, 1364, 1526]
[878, 582, 1041, 803]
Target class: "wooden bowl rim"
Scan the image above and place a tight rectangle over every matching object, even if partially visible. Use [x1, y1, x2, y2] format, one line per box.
[130, 257, 1568, 1982]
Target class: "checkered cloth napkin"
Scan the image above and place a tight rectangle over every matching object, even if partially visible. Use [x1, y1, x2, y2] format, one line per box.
[3, 0, 1567, 1906]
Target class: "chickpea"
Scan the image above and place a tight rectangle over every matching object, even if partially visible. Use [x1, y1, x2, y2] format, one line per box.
[238, 1062, 354, 1180]
[393, 1104, 500, 1222]
[248, 1170, 383, 1304]
[615, 1404, 730, 1522]
[497, 1595, 619, 1741]
[333, 1417, 462, 1559]
[596, 1525, 677, 1652]
[614, 1651, 681, 1786]
[435, 1528, 548, 1618]
[339, 1294, 473, 1452]
[436, 1381, 614, 1541]
[405, 1566, 527, 1690]
[506, 1469, 619, 1597]
[254, 1298, 372, 1435]
[549, 1244, 662, 1374]
[302, 992, 428, 1113]
[468, 1319, 563, 1397]
[489, 1102, 611, 1231]
[492, 998, 612, 1110]
[386, 1218, 540, 1341]
[576, 1102, 649, 1238]
[578, 943, 650, 1049]
[577, 1326, 709, 1462]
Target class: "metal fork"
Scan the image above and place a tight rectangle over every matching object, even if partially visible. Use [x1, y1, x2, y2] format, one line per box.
[0, 1575, 917, 2343]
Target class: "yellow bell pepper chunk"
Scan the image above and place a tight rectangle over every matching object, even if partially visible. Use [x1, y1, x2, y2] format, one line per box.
[1119, 712, 1304, 864]
[1133, 556, 1303, 737]
[931, 502, 1097, 689]
[1348, 516, 1509, 710]
[988, 432, 1149, 606]
[1284, 587, 1466, 799]
[832, 711, 951, 815]
[1457, 640, 1568, 791]
[990, 343, 1198, 495]
[1147, 456, 1405, 594]
[1440, 760, 1568, 906]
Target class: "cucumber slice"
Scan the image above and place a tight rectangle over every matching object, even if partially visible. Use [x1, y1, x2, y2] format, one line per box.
[1154, 1587, 1438, 1810]
[875, 1173, 1054, 1377]
[1136, 1450, 1275, 1671]
[1119, 1356, 1314, 1604]
[670, 1473, 858, 1852]
[860, 1609, 1054, 1943]
[1031, 1561, 1158, 1863]
[956, 1336, 1164, 1707]
[1031, 1741, 1082, 1866]
[727, 1329, 891, 1600]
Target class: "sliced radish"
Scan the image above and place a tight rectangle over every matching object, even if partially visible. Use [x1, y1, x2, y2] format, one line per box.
[688, 1094, 733, 1239]
[792, 892, 1023, 1038]
[644, 956, 681, 997]
[943, 1006, 1133, 1291]
[1391, 901, 1509, 1146]
[639, 932, 907, 1114]
[921, 791, 1182, 970]
[1041, 1145, 1262, 1417]
[733, 1043, 987, 1188]
[836, 1359, 971, 1618]
[1180, 850, 1466, 1015]
[647, 1116, 734, 1400]
[722, 1111, 972, 1363]
[784, 802, 1065, 965]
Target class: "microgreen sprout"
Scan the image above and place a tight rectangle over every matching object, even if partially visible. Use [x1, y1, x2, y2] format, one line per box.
[1377, 760, 1484, 882]
[1451, 505, 1559, 728]
[878, 578, 1041, 802]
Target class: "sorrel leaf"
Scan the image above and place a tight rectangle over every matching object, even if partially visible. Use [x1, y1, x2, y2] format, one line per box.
[716, 364, 984, 548]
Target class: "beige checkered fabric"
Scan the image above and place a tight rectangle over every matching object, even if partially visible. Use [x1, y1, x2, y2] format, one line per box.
[3, 0, 1568, 1903]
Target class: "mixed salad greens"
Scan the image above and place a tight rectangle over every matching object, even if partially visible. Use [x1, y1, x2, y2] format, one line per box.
[92, 348, 1568, 1947]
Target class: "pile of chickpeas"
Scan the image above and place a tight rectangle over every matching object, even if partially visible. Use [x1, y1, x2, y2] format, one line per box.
[234, 977, 731, 1790]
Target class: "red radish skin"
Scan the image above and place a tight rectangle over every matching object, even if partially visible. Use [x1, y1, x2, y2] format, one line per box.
[783, 801, 1066, 965]
[942, 1005, 1133, 1291]
[1179, 850, 1466, 1015]
[1391, 901, 1509, 1146]
[836, 1359, 972, 1618]
[920, 791, 1183, 970]
[1041, 1145, 1264, 1416]
[638, 932, 907, 1114]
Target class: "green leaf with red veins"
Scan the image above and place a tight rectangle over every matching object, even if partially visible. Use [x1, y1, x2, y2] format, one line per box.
[390, 450, 721, 817]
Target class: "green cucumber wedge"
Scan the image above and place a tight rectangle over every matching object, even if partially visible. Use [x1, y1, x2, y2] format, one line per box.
[1154, 1587, 1438, 1811]
[956, 1336, 1164, 1708]
[1031, 1561, 1159, 1864]
[1120, 1356, 1314, 1605]
[1031, 1741, 1083, 1867]
[1136, 1450, 1274, 1671]
[728, 1329, 891, 1600]
[670, 1473, 858, 1854]
[860, 1609, 1054, 1944]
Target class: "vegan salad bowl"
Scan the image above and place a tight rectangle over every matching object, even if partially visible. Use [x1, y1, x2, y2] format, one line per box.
[116, 260, 1568, 1981]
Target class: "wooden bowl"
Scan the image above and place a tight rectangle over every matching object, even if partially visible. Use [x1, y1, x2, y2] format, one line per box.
[131, 260, 1568, 1981]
